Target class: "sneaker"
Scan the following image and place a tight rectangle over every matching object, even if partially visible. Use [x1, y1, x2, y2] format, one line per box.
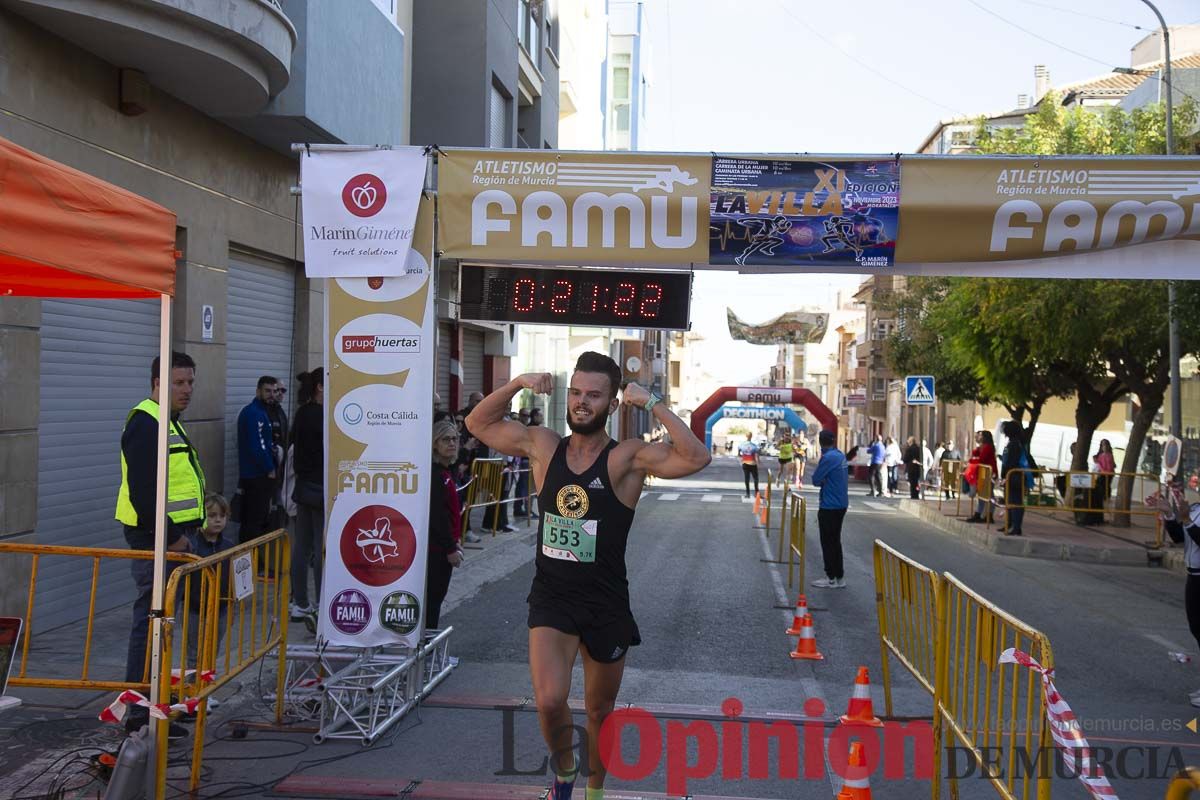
[812, 577, 844, 589]
[549, 776, 576, 800]
[501, 525, 518, 533]
[289, 603, 315, 621]
[464, 532, 483, 544]
[205, 696, 221, 710]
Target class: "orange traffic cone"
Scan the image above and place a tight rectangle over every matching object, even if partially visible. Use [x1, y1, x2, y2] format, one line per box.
[785, 594, 811, 635]
[839, 666, 883, 727]
[789, 615, 824, 660]
[753, 491, 762, 515]
[840, 740, 873, 799]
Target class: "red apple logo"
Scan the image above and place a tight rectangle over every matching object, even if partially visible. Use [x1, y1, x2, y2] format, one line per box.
[342, 173, 387, 218]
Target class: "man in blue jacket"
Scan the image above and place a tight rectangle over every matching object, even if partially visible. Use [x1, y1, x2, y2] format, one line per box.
[237, 376, 278, 544]
[868, 434, 886, 498]
[810, 430, 849, 589]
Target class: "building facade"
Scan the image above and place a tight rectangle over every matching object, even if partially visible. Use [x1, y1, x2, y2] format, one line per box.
[0, 0, 411, 629]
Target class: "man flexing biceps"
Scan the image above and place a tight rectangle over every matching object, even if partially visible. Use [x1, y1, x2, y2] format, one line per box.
[466, 352, 711, 800]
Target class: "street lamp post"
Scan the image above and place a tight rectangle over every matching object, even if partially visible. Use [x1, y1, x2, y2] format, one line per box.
[1139, 0, 1181, 440]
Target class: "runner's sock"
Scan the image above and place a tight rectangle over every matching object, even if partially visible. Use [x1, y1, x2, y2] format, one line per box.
[555, 753, 578, 782]
[585, 788, 604, 800]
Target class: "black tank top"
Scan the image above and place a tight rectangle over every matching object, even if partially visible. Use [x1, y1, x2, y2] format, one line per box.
[530, 436, 637, 614]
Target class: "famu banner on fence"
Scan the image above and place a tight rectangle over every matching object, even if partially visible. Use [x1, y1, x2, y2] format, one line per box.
[300, 146, 427, 278]
[438, 149, 711, 264]
[317, 195, 435, 648]
[896, 156, 1200, 264]
[710, 156, 899, 267]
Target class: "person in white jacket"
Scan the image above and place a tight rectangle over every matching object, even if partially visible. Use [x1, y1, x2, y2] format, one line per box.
[884, 437, 902, 496]
[921, 439, 935, 499]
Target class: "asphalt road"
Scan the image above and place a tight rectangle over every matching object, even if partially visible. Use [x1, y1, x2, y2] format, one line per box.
[11, 456, 1180, 799]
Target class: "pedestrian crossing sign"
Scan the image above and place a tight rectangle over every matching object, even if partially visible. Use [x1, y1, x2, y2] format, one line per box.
[905, 375, 935, 405]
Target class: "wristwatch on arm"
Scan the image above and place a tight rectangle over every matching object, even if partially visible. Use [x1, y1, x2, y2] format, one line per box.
[643, 393, 662, 412]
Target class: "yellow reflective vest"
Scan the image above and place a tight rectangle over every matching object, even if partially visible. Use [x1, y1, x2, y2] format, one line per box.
[115, 398, 206, 528]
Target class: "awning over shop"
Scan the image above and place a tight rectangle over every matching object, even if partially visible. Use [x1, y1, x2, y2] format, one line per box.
[0, 134, 178, 298]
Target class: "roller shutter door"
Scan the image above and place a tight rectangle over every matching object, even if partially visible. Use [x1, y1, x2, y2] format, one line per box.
[462, 329, 485, 399]
[437, 322, 452, 408]
[35, 298, 159, 630]
[223, 255, 296, 495]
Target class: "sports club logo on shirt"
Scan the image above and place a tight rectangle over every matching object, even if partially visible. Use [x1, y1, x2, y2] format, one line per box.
[556, 485, 589, 519]
[339, 504, 417, 586]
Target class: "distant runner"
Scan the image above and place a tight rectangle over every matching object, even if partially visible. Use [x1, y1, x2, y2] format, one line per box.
[776, 436, 793, 488]
[738, 432, 760, 498]
[466, 352, 711, 800]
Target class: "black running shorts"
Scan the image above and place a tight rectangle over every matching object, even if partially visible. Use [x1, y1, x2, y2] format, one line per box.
[528, 603, 641, 664]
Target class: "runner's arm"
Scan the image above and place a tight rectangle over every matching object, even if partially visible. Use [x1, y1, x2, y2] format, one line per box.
[465, 374, 557, 459]
[625, 383, 711, 479]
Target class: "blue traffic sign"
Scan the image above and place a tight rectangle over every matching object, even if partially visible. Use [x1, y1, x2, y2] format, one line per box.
[905, 375, 935, 405]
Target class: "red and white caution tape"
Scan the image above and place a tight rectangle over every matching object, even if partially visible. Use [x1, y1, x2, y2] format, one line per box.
[999, 648, 1118, 799]
[98, 690, 202, 724]
[170, 668, 215, 685]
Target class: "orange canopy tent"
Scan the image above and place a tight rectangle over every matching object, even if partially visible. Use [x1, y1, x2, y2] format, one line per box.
[0, 133, 177, 298]
[0, 133, 179, 756]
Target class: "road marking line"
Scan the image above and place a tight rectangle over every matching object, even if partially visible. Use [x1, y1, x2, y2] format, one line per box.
[701, 494, 722, 503]
[657, 493, 680, 501]
[1145, 633, 1188, 652]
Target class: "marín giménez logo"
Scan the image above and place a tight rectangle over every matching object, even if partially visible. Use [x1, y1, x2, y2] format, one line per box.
[342, 173, 387, 218]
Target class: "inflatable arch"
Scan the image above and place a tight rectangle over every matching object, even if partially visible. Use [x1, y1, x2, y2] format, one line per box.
[704, 405, 806, 450]
[691, 386, 837, 449]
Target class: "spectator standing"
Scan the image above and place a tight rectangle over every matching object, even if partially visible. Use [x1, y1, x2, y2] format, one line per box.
[810, 430, 849, 589]
[902, 436, 923, 499]
[964, 431, 998, 523]
[428, 419, 465, 628]
[1089, 439, 1117, 524]
[999, 420, 1032, 536]
[290, 368, 325, 620]
[884, 437, 902, 496]
[185, 493, 233, 674]
[236, 376, 279, 544]
[115, 351, 204, 738]
[266, 379, 288, 531]
[738, 432, 760, 498]
[868, 435, 886, 497]
[927, 439, 942, 497]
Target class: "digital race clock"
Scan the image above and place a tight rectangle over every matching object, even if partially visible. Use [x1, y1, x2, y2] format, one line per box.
[458, 265, 692, 330]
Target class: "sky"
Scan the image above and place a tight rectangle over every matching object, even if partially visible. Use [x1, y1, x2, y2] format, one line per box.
[633, 0, 1199, 383]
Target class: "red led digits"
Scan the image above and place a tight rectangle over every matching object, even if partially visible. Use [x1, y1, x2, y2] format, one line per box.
[513, 278, 536, 312]
[613, 282, 636, 317]
[581, 281, 601, 314]
[639, 283, 663, 317]
[550, 279, 573, 314]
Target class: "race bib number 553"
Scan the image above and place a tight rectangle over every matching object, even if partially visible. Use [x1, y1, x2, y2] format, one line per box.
[542, 513, 598, 563]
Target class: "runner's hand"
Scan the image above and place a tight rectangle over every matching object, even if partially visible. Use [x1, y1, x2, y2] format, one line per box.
[516, 373, 554, 395]
[621, 382, 651, 408]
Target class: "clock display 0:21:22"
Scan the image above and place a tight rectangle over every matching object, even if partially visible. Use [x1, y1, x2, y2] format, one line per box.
[508, 276, 663, 319]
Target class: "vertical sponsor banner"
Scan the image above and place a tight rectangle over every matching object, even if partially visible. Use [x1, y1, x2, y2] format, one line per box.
[437, 149, 711, 264]
[301, 147, 428, 278]
[318, 195, 435, 647]
[895, 157, 1200, 263]
[710, 156, 899, 267]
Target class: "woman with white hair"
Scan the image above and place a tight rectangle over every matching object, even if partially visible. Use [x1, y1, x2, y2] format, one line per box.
[428, 418, 465, 629]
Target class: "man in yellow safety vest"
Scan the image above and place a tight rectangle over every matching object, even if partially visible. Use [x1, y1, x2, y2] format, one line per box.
[115, 350, 205, 736]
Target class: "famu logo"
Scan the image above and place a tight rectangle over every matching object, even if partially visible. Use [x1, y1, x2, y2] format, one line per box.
[556, 484, 589, 519]
[379, 591, 421, 635]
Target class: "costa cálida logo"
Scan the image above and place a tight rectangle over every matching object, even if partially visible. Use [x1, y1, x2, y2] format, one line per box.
[339, 504, 418, 587]
[342, 173, 388, 218]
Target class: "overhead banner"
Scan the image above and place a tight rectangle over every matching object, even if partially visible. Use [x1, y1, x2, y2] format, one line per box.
[726, 307, 828, 345]
[896, 156, 1200, 264]
[710, 156, 899, 267]
[300, 147, 428, 278]
[438, 149, 711, 264]
[318, 194, 435, 648]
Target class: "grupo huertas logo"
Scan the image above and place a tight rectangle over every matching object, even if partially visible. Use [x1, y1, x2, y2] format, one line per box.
[335, 246, 429, 303]
[335, 313, 422, 375]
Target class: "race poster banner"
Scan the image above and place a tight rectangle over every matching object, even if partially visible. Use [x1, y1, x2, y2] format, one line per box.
[300, 146, 427, 278]
[710, 157, 899, 267]
[438, 149, 711, 264]
[896, 157, 1200, 264]
[317, 195, 435, 648]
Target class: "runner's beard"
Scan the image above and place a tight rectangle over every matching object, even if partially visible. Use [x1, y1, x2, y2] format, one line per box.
[567, 405, 610, 435]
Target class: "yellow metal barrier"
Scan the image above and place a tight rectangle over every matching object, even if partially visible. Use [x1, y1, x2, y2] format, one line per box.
[1166, 767, 1200, 799]
[155, 528, 290, 797]
[1002, 467, 1163, 541]
[937, 572, 1053, 800]
[461, 457, 535, 535]
[939, 460, 963, 513]
[873, 540, 942, 710]
[763, 471, 773, 530]
[786, 494, 806, 590]
[0, 542, 198, 692]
